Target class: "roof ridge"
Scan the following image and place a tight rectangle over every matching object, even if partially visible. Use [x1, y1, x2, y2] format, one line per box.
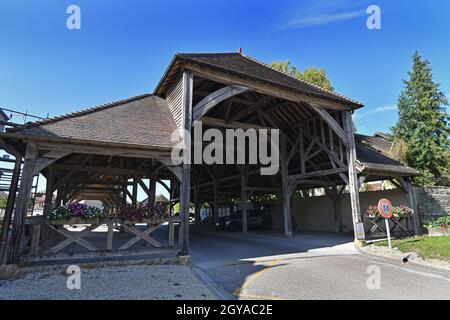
[18, 93, 153, 130]
[240, 53, 362, 105]
[177, 52, 239, 57]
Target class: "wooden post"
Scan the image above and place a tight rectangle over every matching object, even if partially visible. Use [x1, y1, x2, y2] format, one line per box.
[240, 167, 248, 234]
[55, 188, 63, 208]
[0, 153, 22, 264]
[344, 112, 366, 245]
[193, 184, 200, 225]
[328, 185, 344, 233]
[179, 70, 193, 255]
[280, 134, 293, 237]
[121, 177, 128, 206]
[9, 143, 38, 263]
[149, 173, 157, 207]
[213, 180, 219, 225]
[43, 166, 54, 216]
[106, 221, 114, 251]
[131, 178, 138, 206]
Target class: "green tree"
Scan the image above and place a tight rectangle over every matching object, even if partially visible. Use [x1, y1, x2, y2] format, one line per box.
[0, 197, 7, 209]
[392, 52, 450, 186]
[271, 60, 334, 91]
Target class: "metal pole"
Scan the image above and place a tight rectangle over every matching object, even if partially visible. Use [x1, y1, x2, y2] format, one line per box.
[385, 219, 392, 251]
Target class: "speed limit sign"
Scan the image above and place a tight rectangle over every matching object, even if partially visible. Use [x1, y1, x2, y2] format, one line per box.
[377, 198, 393, 219]
[377, 198, 393, 250]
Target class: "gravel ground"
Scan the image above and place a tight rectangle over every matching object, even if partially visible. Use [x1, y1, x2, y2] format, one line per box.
[0, 265, 217, 300]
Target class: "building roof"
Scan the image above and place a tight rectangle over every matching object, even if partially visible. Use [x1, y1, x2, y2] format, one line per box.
[356, 132, 393, 155]
[8, 94, 178, 149]
[355, 141, 419, 176]
[156, 52, 363, 109]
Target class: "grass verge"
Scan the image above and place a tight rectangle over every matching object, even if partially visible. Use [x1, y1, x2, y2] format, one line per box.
[373, 236, 450, 262]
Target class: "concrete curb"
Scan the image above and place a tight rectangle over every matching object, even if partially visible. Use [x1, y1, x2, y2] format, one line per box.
[191, 266, 235, 300]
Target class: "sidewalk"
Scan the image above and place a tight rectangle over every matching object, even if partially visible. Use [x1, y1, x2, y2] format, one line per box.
[0, 264, 217, 300]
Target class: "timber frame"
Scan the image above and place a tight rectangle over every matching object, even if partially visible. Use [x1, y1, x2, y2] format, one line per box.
[0, 51, 420, 264]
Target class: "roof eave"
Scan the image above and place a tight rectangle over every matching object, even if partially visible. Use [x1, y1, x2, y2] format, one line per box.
[157, 53, 364, 110]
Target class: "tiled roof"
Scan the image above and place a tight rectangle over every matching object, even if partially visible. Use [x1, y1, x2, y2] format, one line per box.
[13, 94, 178, 149]
[356, 143, 419, 176]
[355, 133, 393, 155]
[173, 52, 363, 108]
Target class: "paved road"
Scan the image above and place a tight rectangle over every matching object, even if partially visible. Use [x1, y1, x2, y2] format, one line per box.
[188, 226, 450, 300]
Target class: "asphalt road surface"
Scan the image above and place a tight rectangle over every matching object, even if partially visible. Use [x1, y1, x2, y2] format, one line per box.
[188, 226, 450, 300]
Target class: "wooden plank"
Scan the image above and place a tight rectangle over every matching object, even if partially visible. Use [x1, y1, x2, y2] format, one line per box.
[47, 224, 99, 253]
[119, 224, 162, 249]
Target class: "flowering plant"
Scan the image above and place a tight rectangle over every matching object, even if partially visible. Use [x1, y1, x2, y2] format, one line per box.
[393, 205, 414, 218]
[67, 202, 88, 217]
[364, 205, 379, 218]
[49, 205, 70, 220]
[48, 202, 105, 220]
[426, 216, 450, 229]
[118, 202, 166, 222]
[364, 204, 414, 218]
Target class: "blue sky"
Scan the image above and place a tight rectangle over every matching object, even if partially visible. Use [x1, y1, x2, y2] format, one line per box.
[1, 0, 449, 198]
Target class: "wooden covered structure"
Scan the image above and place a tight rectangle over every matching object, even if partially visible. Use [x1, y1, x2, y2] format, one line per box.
[0, 51, 420, 264]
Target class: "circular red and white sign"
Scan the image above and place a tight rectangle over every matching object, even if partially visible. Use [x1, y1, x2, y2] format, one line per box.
[377, 198, 393, 219]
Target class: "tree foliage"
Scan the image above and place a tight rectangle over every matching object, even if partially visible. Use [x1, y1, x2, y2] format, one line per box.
[271, 60, 334, 91]
[392, 52, 450, 186]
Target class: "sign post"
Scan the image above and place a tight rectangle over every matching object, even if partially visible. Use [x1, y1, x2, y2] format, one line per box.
[378, 198, 393, 250]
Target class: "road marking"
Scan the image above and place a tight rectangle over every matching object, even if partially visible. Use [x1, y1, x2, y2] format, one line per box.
[233, 258, 287, 300]
[367, 259, 450, 283]
[237, 293, 285, 300]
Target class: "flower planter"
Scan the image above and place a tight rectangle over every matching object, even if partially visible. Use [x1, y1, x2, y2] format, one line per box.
[122, 217, 166, 225]
[426, 227, 450, 237]
[51, 217, 100, 225]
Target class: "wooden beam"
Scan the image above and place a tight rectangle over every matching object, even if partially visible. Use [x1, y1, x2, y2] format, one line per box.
[201, 116, 274, 130]
[289, 167, 348, 181]
[239, 166, 248, 234]
[53, 164, 153, 176]
[344, 112, 365, 243]
[179, 71, 193, 255]
[0, 153, 22, 263]
[280, 134, 293, 237]
[192, 85, 248, 122]
[186, 62, 354, 111]
[309, 104, 349, 147]
[8, 143, 38, 263]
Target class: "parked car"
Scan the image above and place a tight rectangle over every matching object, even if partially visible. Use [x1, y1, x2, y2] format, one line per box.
[216, 208, 272, 231]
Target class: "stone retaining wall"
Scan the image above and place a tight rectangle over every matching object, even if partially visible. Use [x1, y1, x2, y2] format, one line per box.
[415, 187, 450, 223]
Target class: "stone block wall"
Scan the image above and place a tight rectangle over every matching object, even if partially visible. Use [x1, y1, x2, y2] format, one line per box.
[415, 187, 450, 223]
